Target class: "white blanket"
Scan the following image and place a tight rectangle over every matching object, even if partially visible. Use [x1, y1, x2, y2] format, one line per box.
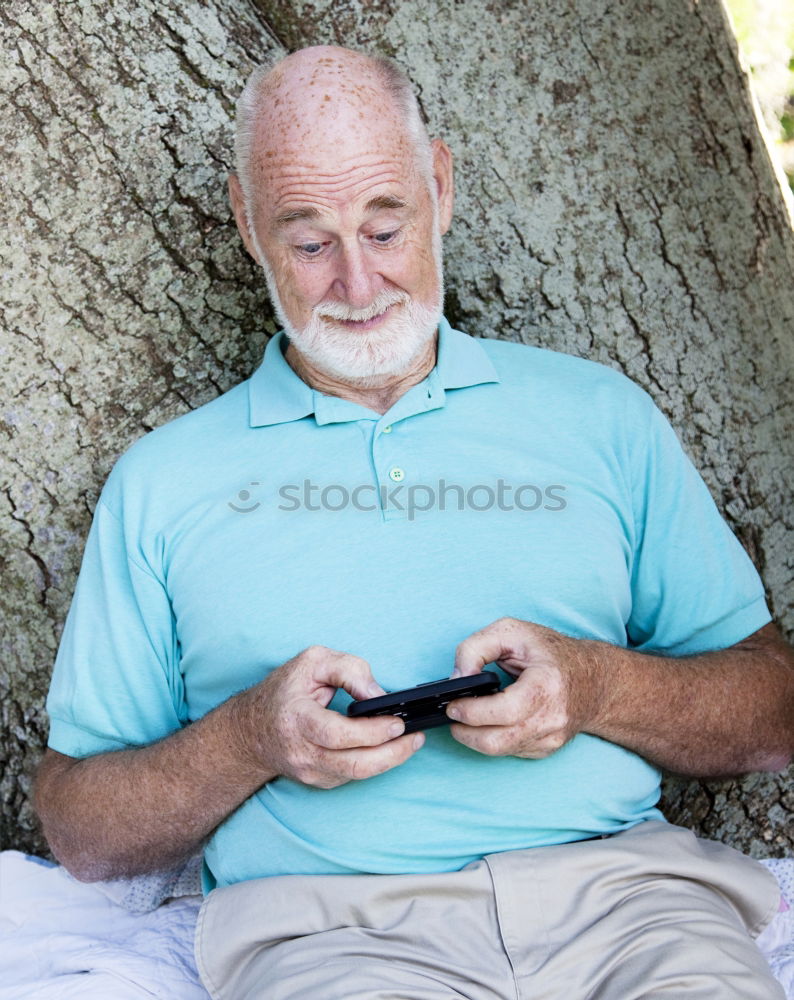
[0, 852, 208, 999]
[1, 850, 792, 998]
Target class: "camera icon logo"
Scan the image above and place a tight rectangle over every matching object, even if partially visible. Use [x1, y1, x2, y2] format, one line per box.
[228, 482, 262, 513]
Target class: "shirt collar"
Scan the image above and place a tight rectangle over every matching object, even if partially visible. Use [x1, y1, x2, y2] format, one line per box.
[248, 316, 500, 428]
[435, 316, 500, 391]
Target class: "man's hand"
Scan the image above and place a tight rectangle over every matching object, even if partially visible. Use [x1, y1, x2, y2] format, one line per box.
[237, 645, 425, 788]
[445, 617, 794, 778]
[34, 645, 425, 882]
[445, 617, 601, 759]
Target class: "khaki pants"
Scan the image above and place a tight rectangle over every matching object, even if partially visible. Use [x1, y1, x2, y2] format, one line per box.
[195, 821, 783, 999]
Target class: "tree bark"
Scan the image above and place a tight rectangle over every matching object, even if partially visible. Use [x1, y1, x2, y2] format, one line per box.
[2, 0, 792, 858]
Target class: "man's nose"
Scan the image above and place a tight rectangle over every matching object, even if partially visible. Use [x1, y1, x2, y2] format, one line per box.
[332, 240, 382, 307]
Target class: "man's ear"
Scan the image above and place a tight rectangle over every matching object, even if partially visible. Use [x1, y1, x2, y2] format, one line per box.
[228, 173, 261, 263]
[431, 138, 454, 236]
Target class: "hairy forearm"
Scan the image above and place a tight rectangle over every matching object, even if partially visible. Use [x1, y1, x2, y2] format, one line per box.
[584, 625, 794, 776]
[34, 644, 418, 882]
[34, 688, 275, 882]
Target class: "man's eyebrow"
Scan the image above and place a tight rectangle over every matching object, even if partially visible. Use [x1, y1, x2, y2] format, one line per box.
[273, 207, 321, 228]
[273, 196, 407, 230]
[364, 195, 408, 213]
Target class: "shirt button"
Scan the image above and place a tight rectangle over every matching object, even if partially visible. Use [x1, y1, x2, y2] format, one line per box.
[389, 467, 405, 482]
[382, 425, 392, 434]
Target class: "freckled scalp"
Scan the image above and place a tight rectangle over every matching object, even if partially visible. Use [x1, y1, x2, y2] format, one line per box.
[235, 46, 435, 217]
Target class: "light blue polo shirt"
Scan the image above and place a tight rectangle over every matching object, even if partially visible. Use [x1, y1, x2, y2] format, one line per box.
[46, 318, 770, 889]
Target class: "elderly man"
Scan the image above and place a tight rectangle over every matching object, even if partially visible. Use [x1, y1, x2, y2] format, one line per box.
[36, 45, 792, 999]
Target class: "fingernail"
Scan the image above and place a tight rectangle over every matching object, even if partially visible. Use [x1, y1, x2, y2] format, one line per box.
[389, 721, 404, 738]
[450, 668, 461, 679]
[412, 733, 425, 750]
[368, 683, 386, 697]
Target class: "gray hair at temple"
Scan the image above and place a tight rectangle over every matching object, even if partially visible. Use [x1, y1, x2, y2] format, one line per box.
[234, 51, 434, 222]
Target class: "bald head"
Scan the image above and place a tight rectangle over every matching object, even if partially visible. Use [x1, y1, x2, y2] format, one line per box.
[234, 46, 433, 219]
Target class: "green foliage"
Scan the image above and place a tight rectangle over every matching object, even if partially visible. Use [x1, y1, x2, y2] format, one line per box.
[723, 0, 794, 191]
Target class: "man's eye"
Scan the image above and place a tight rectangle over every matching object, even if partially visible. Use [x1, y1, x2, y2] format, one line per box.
[297, 242, 325, 257]
[372, 230, 398, 245]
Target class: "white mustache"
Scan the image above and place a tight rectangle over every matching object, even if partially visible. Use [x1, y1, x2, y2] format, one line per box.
[317, 290, 410, 323]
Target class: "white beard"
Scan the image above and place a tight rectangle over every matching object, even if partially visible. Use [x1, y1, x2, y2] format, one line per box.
[253, 224, 445, 388]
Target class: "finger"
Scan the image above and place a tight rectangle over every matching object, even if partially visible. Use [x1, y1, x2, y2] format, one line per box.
[448, 722, 513, 756]
[452, 619, 521, 677]
[446, 683, 525, 727]
[304, 647, 387, 702]
[330, 730, 426, 782]
[302, 699, 406, 750]
[449, 721, 558, 759]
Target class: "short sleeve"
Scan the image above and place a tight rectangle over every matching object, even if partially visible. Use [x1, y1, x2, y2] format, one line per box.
[46, 489, 186, 758]
[626, 403, 770, 655]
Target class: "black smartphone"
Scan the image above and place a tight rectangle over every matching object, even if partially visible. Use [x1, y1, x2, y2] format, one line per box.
[346, 671, 500, 734]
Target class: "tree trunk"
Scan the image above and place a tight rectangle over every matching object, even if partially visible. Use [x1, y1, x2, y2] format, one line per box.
[2, 0, 792, 858]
